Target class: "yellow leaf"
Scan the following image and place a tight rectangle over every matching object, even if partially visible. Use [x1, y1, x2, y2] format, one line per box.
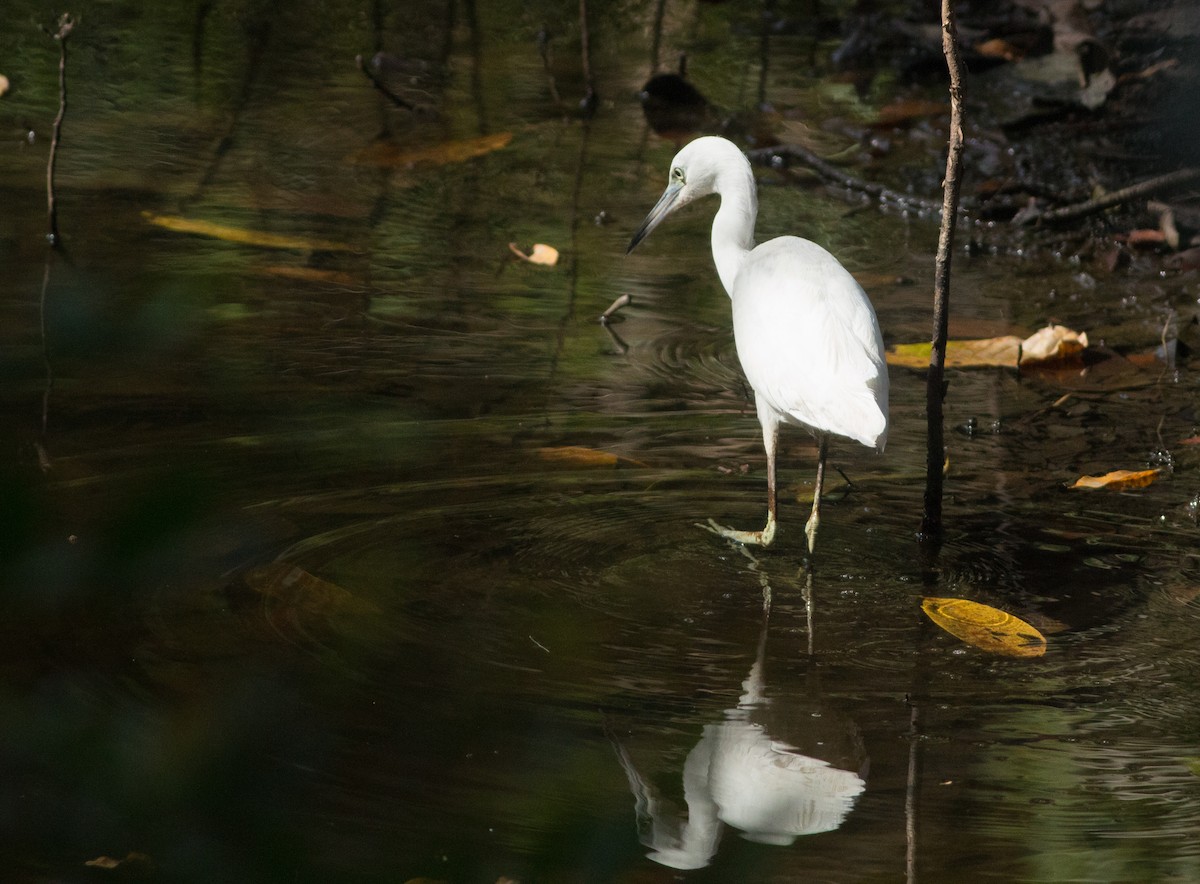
[1070, 468, 1161, 490]
[353, 131, 513, 168]
[143, 212, 355, 252]
[922, 598, 1047, 658]
[508, 242, 559, 266]
[887, 336, 1021, 368]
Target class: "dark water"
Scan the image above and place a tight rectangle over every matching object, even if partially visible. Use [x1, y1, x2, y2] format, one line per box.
[3, 2, 1200, 882]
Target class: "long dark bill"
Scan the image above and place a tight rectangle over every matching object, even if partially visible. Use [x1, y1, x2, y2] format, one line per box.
[625, 181, 682, 254]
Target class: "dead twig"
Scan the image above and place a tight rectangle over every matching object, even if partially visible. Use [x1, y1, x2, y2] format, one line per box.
[45, 13, 74, 246]
[1018, 167, 1200, 226]
[599, 293, 631, 324]
[745, 143, 946, 216]
[921, 0, 966, 545]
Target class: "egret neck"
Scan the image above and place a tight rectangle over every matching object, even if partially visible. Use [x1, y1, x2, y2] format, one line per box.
[709, 162, 757, 298]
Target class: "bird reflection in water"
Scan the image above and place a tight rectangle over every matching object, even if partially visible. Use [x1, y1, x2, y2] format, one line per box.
[611, 570, 865, 870]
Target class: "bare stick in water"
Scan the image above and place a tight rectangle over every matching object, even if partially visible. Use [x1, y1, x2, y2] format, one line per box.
[46, 13, 74, 247]
[921, 0, 965, 544]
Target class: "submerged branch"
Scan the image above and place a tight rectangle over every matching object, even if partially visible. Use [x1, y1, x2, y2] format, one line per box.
[1018, 167, 1200, 226]
[745, 143, 945, 215]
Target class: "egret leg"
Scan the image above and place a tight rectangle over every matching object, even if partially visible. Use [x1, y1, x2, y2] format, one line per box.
[804, 434, 829, 554]
[700, 416, 778, 547]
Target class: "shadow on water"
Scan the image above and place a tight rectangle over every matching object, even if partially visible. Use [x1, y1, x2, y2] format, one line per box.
[3, 0, 1200, 881]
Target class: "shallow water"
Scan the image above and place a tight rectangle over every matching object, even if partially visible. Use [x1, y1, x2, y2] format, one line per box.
[3, 1, 1200, 882]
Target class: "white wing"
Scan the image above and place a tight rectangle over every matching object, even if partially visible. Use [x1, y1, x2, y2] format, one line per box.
[730, 236, 888, 450]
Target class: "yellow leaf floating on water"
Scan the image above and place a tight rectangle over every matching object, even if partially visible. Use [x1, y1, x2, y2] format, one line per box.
[353, 131, 513, 168]
[143, 212, 355, 252]
[921, 597, 1047, 658]
[508, 242, 559, 266]
[1071, 468, 1161, 490]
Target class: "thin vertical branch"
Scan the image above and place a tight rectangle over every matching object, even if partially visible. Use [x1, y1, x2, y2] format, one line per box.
[46, 13, 74, 247]
[920, 0, 965, 543]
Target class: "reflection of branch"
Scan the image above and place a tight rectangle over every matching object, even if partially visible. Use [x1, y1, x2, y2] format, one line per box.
[355, 54, 418, 111]
[579, 0, 597, 114]
[920, 0, 966, 544]
[45, 13, 74, 247]
[905, 695, 922, 884]
[37, 259, 55, 472]
[185, 15, 272, 209]
[1018, 167, 1200, 226]
[745, 143, 945, 215]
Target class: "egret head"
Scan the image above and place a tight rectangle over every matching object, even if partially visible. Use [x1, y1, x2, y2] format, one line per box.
[626, 137, 733, 254]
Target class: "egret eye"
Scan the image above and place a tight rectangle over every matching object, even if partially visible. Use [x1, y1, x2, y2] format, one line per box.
[671, 166, 685, 184]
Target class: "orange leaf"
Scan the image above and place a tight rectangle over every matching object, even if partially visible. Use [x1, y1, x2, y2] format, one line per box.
[922, 598, 1047, 658]
[874, 98, 948, 127]
[1071, 468, 1161, 490]
[537, 446, 618, 467]
[975, 38, 1023, 61]
[1125, 229, 1166, 247]
[537, 446, 646, 468]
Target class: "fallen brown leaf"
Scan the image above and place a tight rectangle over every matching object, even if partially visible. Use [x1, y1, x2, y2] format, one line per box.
[508, 242, 560, 266]
[1019, 324, 1088, 364]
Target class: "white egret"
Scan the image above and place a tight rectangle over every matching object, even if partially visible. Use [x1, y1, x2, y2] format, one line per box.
[627, 136, 888, 552]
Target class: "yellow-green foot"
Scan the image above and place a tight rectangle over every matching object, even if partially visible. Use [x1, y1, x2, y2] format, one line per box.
[698, 516, 777, 548]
